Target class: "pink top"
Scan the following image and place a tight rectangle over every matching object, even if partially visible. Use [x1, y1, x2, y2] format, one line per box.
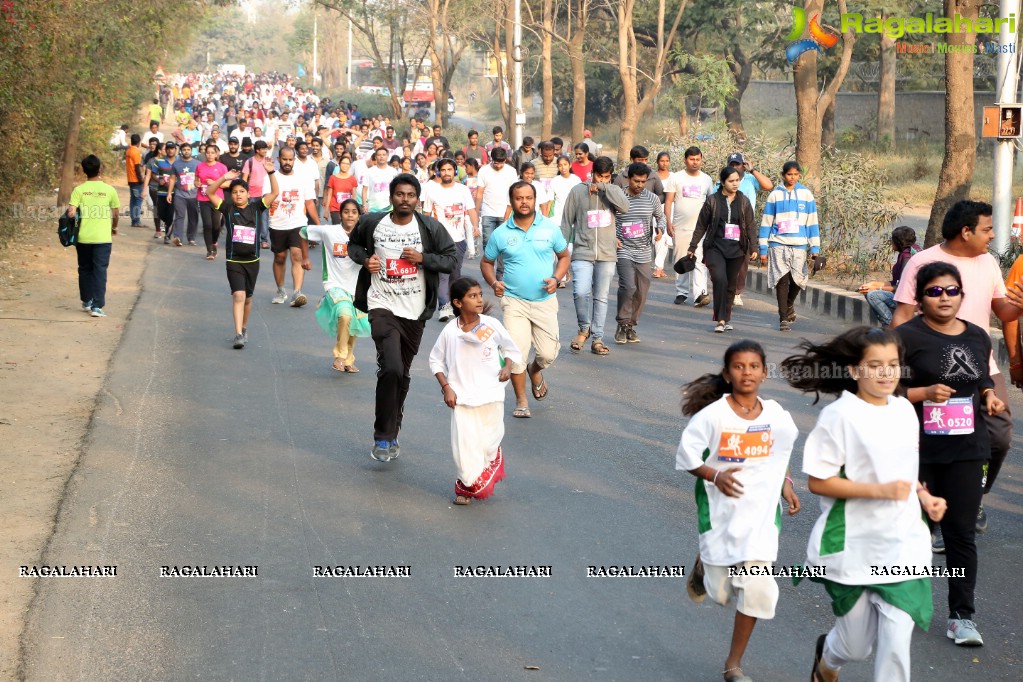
[196, 162, 228, 202]
[243, 156, 269, 196]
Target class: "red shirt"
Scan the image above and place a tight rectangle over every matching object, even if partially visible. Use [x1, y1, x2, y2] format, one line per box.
[326, 175, 359, 212]
[571, 161, 593, 183]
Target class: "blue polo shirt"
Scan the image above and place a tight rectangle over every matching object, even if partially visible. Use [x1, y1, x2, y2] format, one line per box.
[484, 214, 568, 302]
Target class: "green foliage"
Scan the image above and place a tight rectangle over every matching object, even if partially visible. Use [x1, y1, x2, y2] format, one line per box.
[322, 89, 395, 117]
[662, 50, 736, 116]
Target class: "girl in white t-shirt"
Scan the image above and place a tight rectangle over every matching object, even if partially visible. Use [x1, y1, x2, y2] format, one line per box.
[676, 340, 800, 682]
[782, 326, 947, 682]
[429, 278, 522, 506]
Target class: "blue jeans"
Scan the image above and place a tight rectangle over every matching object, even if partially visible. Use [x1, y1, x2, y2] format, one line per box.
[481, 215, 504, 280]
[570, 259, 617, 341]
[438, 240, 467, 308]
[128, 183, 143, 225]
[865, 288, 896, 326]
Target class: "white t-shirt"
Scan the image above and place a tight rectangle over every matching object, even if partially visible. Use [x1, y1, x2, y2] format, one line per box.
[361, 165, 398, 212]
[145, 131, 164, 144]
[422, 182, 475, 243]
[548, 174, 581, 226]
[303, 224, 360, 294]
[676, 396, 798, 566]
[529, 180, 550, 208]
[367, 215, 427, 320]
[293, 156, 320, 196]
[476, 163, 519, 218]
[428, 314, 523, 407]
[269, 170, 314, 230]
[802, 392, 932, 586]
[666, 170, 713, 232]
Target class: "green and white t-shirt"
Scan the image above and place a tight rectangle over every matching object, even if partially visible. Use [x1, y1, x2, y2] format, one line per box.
[802, 391, 932, 586]
[676, 396, 798, 566]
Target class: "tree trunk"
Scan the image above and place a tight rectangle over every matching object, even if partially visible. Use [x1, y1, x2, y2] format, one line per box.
[793, 42, 821, 179]
[678, 99, 689, 137]
[616, 0, 639, 163]
[57, 93, 85, 208]
[569, 34, 586, 145]
[926, 0, 981, 247]
[877, 23, 896, 151]
[724, 50, 750, 142]
[541, 0, 553, 139]
[503, 1, 515, 133]
[821, 98, 835, 150]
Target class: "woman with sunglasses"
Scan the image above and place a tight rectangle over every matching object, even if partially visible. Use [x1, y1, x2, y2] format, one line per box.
[894, 261, 1005, 648]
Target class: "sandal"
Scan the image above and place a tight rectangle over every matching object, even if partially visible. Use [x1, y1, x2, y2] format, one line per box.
[530, 373, 548, 401]
[722, 667, 752, 682]
[512, 406, 531, 418]
[591, 340, 610, 356]
[570, 329, 591, 354]
[332, 360, 345, 372]
[343, 364, 360, 373]
[454, 495, 472, 505]
[810, 633, 830, 682]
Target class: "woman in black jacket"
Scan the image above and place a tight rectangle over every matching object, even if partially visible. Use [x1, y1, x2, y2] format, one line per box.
[687, 166, 758, 333]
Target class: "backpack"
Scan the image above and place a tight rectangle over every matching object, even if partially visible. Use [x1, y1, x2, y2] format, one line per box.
[58, 208, 80, 247]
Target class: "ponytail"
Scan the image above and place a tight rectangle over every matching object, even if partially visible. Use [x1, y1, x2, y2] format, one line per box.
[682, 373, 730, 416]
[781, 326, 903, 403]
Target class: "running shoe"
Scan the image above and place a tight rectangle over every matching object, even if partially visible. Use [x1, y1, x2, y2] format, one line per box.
[694, 293, 711, 307]
[614, 324, 628, 344]
[673, 295, 687, 305]
[947, 615, 984, 646]
[188, 240, 197, 246]
[723, 323, 734, 332]
[242, 327, 248, 340]
[976, 504, 988, 534]
[371, 439, 393, 462]
[733, 295, 744, 306]
[272, 288, 288, 304]
[82, 300, 93, 313]
[714, 322, 725, 333]
[626, 326, 640, 343]
[388, 439, 401, 459]
[289, 291, 308, 308]
[90, 307, 107, 318]
[232, 333, 246, 349]
[931, 527, 945, 554]
[438, 304, 454, 322]
[153, 231, 163, 239]
[780, 320, 792, 332]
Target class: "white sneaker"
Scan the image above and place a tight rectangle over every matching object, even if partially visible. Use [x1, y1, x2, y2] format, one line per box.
[947, 616, 984, 646]
[733, 295, 744, 306]
[289, 291, 308, 308]
[272, 288, 288, 304]
[438, 304, 454, 322]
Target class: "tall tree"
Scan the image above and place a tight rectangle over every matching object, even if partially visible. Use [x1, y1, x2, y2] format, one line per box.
[877, 23, 896, 151]
[417, 0, 472, 127]
[925, 0, 982, 246]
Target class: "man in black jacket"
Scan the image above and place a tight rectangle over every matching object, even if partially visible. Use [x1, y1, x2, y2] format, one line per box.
[348, 173, 458, 462]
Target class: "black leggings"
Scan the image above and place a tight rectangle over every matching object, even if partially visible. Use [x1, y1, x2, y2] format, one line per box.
[200, 201, 222, 251]
[775, 272, 802, 320]
[704, 247, 743, 322]
[152, 190, 174, 230]
[920, 458, 985, 619]
[148, 187, 161, 229]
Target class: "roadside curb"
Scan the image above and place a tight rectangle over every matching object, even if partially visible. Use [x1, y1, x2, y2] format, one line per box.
[744, 268, 1011, 365]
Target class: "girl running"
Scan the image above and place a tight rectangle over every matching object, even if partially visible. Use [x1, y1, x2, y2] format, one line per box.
[429, 277, 522, 505]
[782, 326, 947, 682]
[676, 340, 800, 682]
[653, 151, 673, 279]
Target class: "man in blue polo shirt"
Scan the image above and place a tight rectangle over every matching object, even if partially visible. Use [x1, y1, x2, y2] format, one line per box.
[482, 181, 570, 419]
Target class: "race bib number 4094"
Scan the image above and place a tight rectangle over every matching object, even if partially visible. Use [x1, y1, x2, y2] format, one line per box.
[717, 424, 772, 463]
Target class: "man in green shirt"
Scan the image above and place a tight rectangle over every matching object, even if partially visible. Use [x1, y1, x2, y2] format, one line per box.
[68, 154, 119, 317]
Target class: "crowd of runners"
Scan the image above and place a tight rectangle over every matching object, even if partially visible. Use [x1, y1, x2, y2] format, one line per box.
[66, 69, 1022, 681]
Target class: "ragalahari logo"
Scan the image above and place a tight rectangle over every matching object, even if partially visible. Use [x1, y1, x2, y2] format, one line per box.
[786, 6, 841, 63]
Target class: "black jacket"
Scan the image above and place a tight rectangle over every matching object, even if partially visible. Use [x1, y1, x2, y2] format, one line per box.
[688, 191, 757, 257]
[347, 210, 458, 321]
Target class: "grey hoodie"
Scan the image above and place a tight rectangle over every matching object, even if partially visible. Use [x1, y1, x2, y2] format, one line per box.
[560, 181, 630, 262]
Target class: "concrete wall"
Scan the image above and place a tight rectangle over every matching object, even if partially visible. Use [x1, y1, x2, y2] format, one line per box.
[742, 80, 995, 142]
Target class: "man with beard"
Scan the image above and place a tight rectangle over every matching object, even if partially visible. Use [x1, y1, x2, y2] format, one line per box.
[268, 147, 318, 307]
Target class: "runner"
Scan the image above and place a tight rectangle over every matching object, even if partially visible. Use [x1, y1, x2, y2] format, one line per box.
[652, 151, 673, 279]
[782, 326, 947, 682]
[688, 166, 757, 334]
[347, 173, 458, 462]
[894, 261, 1004, 647]
[323, 155, 358, 223]
[723, 153, 774, 307]
[167, 142, 200, 246]
[67, 155, 120, 318]
[481, 181, 570, 418]
[146, 142, 177, 242]
[676, 339, 800, 682]
[422, 158, 479, 322]
[758, 161, 821, 331]
[462, 129, 488, 164]
[571, 144, 593, 183]
[547, 155, 581, 230]
[125, 135, 144, 228]
[474, 147, 518, 279]
[613, 162, 665, 344]
[560, 156, 628, 356]
[268, 146, 318, 307]
[360, 147, 398, 214]
[429, 277, 522, 505]
[302, 198, 370, 372]
[516, 163, 552, 218]
[241, 140, 272, 249]
[205, 162, 279, 348]
[197, 142, 228, 260]
[665, 146, 713, 307]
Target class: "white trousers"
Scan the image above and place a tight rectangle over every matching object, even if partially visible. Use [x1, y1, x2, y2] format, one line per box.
[822, 590, 914, 682]
[673, 227, 707, 302]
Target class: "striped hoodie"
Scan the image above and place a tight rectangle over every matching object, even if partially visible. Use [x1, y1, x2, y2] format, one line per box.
[758, 182, 820, 256]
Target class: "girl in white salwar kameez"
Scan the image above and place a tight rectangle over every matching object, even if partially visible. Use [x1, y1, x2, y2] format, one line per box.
[429, 277, 522, 505]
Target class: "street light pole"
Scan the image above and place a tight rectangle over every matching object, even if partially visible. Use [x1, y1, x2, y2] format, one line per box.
[992, 0, 1021, 254]
[512, 0, 524, 148]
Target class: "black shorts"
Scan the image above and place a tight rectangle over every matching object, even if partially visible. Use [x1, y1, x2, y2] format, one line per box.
[269, 227, 303, 254]
[226, 260, 260, 297]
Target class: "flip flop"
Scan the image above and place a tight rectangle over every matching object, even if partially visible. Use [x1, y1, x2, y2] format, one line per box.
[811, 633, 827, 682]
[332, 361, 345, 372]
[454, 495, 472, 505]
[530, 374, 548, 401]
[343, 365, 360, 373]
[512, 406, 531, 418]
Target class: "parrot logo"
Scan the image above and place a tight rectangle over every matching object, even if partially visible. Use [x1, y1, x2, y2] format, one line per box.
[786, 6, 841, 63]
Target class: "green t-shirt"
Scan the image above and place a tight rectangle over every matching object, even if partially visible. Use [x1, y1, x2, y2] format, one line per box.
[69, 180, 120, 244]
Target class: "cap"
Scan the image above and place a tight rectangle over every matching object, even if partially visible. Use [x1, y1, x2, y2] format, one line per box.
[164, 141, 176, 148]
[727, 152, 745, 165]
[583, 129, 592, 137]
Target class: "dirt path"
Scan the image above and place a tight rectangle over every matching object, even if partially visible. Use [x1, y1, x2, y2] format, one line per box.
[0, 178, 151, 679]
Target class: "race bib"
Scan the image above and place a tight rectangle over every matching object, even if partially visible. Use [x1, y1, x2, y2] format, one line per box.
[179, 171, 195, 190]
[443, 204, 465, 224]
[385, 257, 419, 278]
[621, 221, 645, 239]
[922, 397, 974, 435]
[332, 242, 348, 258]
[776, 219, 799, 235]
[717, 425, 772, 463]
[373, 181, 388, 193]
[681, 184, 703, 199]
[198, 184, 208, 198]
[723, 223, 741, 240]
[335, 191, 351, 204]
[232, 226, 256, 245]
[470, 322, 495, 343]
[587, 209, 612, 228]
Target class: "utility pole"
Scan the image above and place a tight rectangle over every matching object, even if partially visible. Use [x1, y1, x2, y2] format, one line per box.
[346, 19, 353, 90]
[312, 11, 320, 85]
[992, 0, 1021, 254]
[512, 0, 524, 148]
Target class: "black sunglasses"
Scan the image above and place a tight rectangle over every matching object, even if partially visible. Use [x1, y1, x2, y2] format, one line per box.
[923, 285, 962, 298]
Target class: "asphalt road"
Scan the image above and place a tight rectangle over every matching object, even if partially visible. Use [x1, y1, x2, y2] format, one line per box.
[20, 234, 1023, 681]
